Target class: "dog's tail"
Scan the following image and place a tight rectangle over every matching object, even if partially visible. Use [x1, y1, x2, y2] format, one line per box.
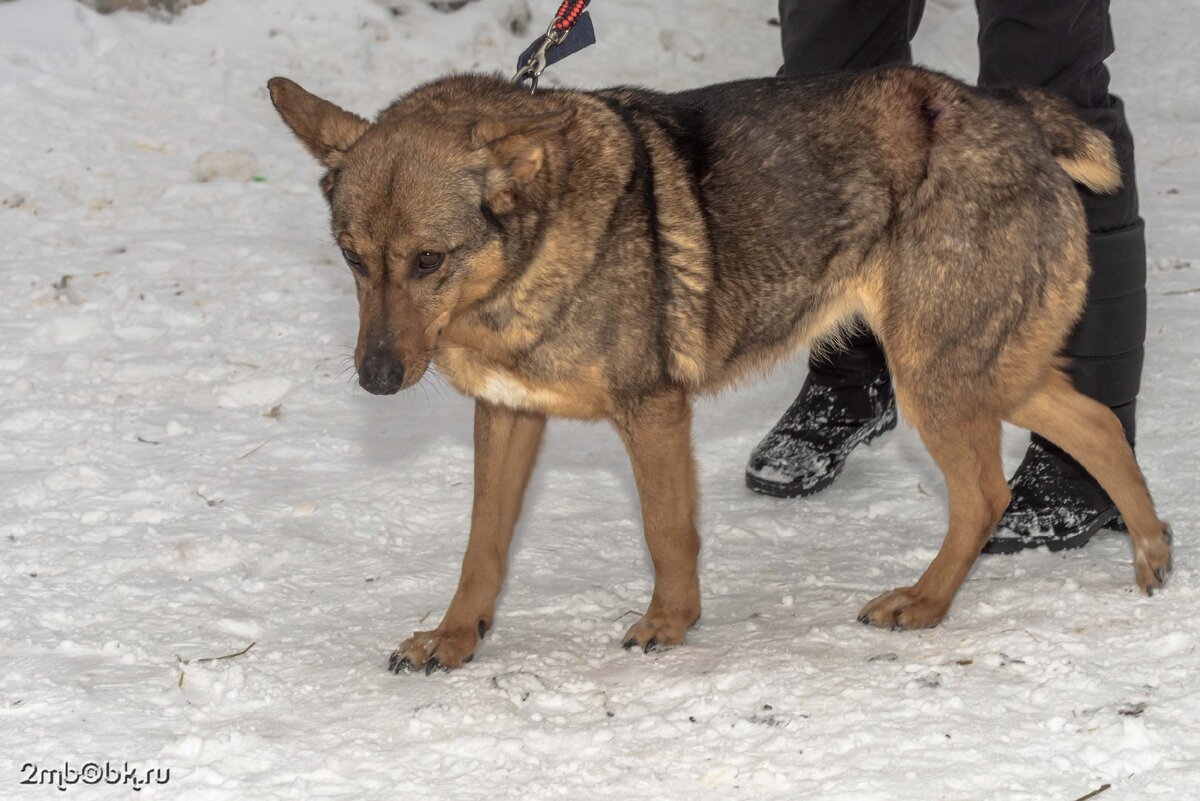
[1014, 87, 1121, 194]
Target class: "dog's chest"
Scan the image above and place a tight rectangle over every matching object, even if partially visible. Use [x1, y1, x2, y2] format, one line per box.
[476, 369, 562, 411]
[436, 346, 610, 419]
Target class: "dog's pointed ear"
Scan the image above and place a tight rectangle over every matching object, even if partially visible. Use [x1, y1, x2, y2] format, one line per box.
[268, 77, 371, 168]
[470, 108, 576, 185]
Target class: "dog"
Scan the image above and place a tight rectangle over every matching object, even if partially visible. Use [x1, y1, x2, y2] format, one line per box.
[268, 66, 1173, 673]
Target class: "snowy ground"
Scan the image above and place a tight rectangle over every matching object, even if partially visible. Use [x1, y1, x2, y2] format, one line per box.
[2, 0, 1198, 798]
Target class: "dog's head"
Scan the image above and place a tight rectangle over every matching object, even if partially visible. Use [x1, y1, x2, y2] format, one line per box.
[268, 76, 574, 394]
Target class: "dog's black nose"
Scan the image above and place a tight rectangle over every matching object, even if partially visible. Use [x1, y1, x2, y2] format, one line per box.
[359, 355, 405, 396]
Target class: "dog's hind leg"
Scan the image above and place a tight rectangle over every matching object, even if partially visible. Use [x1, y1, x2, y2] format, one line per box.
[612, 387, 702, 652]
[1006, 368, 1172, 595]
[391, 400, 546, 673]
[859, 405, 1010, 629]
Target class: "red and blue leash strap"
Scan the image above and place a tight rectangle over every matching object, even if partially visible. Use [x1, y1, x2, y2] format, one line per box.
[514, 0, 596, 91]
[552, 0, 590, 32]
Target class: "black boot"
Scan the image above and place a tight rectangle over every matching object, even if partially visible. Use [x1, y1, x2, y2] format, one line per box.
[746, 333, 896, 498]
[983, 436, 1126, 554]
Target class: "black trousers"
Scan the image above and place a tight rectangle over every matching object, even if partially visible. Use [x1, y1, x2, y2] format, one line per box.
[779, 0, 1146, 441]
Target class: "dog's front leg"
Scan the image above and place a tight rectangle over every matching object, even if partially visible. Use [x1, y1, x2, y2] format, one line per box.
[612, 388, 701, 652]
[390, 400, 546, 673]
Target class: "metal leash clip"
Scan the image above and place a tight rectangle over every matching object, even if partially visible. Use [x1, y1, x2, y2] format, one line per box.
[512, 21, 571, 94]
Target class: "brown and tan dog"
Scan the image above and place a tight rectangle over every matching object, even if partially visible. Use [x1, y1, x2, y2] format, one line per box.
[268, 66, 1173, 673]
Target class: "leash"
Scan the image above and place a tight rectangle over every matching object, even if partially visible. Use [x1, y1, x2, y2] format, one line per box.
[512, 0, 596, 93]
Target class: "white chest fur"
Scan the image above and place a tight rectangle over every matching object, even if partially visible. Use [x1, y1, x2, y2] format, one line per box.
[476, 370, 563, 411]
[435, 346, 608, 418]
[436, 347, 563, 413]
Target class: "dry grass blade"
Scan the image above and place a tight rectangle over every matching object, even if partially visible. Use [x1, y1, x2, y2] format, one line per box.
[1071, 784, 1111, 801]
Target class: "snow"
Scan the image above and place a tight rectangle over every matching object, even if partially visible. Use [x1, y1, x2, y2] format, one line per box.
[1, 0, 1198, 798]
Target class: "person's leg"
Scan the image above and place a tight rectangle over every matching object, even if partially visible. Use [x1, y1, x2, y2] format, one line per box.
[779, 0, 925, 76]
[747, 0, 924, 498]
[975, 0, 1148, 552]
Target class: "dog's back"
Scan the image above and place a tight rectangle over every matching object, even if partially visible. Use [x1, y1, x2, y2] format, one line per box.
[589, 67, 1115, 398]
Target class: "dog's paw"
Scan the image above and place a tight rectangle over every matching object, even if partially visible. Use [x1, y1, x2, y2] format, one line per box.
[389, 625, 480, 675]
[1135, 523, 1174, 597]
[621, 610, 697, 654]
[857, 587, 948, 630]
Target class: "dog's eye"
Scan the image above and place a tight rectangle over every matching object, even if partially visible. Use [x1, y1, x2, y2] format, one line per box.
[342, 248, 366, 276]
[414, 251, 444, 275]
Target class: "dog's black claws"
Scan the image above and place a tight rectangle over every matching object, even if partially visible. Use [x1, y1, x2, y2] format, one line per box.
[478, 620, 488, 639]
[391, 655, 413, 674]
[463, 654, 474, 664]
[1153, 567, 1167, 584]
[1146, 586, 1155, 598]
[622, 638, 637, 650]
[425, 656, 444, 675]
[857, 615, 870, 625]
[643, 638, 659, 654]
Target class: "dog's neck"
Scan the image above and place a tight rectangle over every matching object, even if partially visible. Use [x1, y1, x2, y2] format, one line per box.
[441, 94, 639, 361]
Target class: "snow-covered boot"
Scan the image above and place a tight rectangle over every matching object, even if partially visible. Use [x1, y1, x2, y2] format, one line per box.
[746, 368, 896, 498]
[983, 436, 1127, 554]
